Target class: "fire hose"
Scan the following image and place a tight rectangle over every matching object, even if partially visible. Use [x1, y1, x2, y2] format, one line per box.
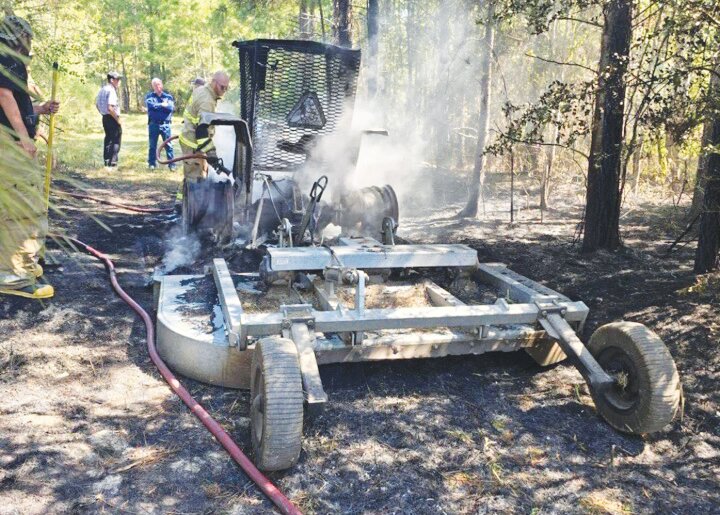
[63, 236, 302, 515]
[54, 137, 230, 214]
[156, 135, 233, 175]
[55, 191, 175, 214]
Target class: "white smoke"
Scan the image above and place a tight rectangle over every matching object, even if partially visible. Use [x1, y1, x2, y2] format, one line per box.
[290, 99, 427, 215]
[209, 100, 241, 184]
[158, 226, 201, 274]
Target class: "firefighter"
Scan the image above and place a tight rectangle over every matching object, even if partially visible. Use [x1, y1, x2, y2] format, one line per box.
[0, 15, 60, 299]
[176, 71, 229, 219]
[178, 70, 229, 180]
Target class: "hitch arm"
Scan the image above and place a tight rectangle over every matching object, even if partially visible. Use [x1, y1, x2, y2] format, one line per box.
[538, 310, 614, 392]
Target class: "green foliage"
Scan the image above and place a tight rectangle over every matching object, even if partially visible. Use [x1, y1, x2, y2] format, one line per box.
[3, 0, 717, 192]
[10, 0, 303, 117]
[488, 0, 720, 176]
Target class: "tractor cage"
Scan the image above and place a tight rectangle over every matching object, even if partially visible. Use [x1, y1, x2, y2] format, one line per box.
[232, 39, 361, 172]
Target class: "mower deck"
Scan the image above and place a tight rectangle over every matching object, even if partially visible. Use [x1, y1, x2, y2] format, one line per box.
[156, 239, 590, 390]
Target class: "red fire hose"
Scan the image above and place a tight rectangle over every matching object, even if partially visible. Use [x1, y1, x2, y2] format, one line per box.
[156, 135, 207, 165]
[65, 236, 302, 515]
[57, 191, 174, 214]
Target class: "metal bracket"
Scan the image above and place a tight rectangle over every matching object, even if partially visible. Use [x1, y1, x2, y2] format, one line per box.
[536, 303, 614, 392]
[280, 304, 315, 330]
[381, 216, 397, 245]
[277, 218, 294, 248]
[534, 299, 567, 319]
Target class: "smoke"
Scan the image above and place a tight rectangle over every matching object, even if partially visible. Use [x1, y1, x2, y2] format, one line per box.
[291, 100, 427, 216]
[289, 4, 489, 218]
[158, 225, 201, 274]
[208, 100, 240, 184]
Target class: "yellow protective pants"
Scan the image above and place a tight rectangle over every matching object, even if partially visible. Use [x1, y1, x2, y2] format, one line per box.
[0, 163, 46, 290]
[180, 141, 208, 180]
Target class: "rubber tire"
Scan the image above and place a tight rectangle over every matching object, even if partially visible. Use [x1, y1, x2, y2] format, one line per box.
[250, 337, 304, 471]
[588, 322, 681, 434]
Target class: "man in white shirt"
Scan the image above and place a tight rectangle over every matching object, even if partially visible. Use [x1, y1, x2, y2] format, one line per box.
[95, 71, 122, 167]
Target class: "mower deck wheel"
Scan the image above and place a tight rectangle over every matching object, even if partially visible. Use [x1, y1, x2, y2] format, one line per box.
[250, 336, 304, 471]
[588, 322, 681, 434]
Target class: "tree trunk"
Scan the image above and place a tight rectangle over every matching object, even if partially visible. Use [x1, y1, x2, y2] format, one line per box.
[299, 0, 314, 40]
[582, 0, 632, 252]
[434, 2, 451, 169]
[458, 0, 494, 218]
[694, 71, 720, 273]
[541, 128, 558, 211]
[148, 29, 158, 80]
[367, 0, 379, 97]
[632, 132, 644, 195]
[656, 134, 668, 185]
[540, 19, 560, 213]
[405, 0, 415, 113]
[666, 132, 682, 191]
[691, 114, 714, 218]
[333, 0, 352, 47]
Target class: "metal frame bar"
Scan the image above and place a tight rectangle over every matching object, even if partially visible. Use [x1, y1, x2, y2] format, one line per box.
[314, 328, 549, 364]
[211, 259, 592, 375]
[539, 311, 613, 390]
[286, 323, 328, 406]
[476, 263, 569, 303]
[212, 259, 245, 348]
[424, 280, 467, 308]
[265, 242, 478, 272]
[239, 301, 588, 338]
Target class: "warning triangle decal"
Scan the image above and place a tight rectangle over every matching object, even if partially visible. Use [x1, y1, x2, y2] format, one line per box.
[287, 91, 326, 129]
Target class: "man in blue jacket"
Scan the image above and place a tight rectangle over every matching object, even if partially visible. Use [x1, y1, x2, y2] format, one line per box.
[145, 77, 175, 170]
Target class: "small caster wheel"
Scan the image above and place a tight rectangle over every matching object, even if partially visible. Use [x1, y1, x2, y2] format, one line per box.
[588, 322, 681, 434]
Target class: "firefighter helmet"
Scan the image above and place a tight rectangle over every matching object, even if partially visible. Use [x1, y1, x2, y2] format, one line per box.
[0, 15, 33, 46]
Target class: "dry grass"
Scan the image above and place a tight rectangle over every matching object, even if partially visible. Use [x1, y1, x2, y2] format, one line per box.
[202, 480, 264, 508]
[445, 429, 475, 446]
[487, 461, 506, 485]
[580, 491, 633, 514]
[292, 490, 320, 514]
[110, 446, 175, 473]
[525, 447, 546, 466]
[337, 282, 431, 309]
[0, 344, 27, 380]
[444, 470, 484, 491]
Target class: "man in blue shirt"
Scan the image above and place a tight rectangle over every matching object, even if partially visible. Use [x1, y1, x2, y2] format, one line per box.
[144, 78, 175, 169]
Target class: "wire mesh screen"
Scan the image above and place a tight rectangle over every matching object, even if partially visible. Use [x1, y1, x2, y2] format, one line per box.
[234, 39, 361, 171]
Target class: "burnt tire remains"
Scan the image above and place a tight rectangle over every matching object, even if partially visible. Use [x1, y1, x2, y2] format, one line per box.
[588, 322, 681, 434]
[250, 337, 304, 471]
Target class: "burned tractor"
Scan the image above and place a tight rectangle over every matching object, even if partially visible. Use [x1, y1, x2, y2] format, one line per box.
[170, 39, 398, 247]
[155, 39, 682, 472]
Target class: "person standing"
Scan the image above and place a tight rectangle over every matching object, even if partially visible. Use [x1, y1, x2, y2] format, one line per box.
[178, 71, 229, 180]
[145, 77, 176, 170]
[95, 71, 122, 168]
[0, 15, 60, 299]
[176, 71, 229, 226]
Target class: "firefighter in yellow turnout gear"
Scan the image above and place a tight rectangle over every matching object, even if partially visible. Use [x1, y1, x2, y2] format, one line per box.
[0, 15, 60, 299]
[178, 71, 230, 180]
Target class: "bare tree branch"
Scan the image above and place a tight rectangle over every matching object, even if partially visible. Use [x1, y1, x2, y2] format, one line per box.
[556, 16, 602, 28]
[524, 52, 598, 74]
[490, 129, 590, 160]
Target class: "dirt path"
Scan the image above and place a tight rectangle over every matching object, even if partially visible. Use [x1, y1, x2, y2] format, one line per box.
[1, 170, 718, 514]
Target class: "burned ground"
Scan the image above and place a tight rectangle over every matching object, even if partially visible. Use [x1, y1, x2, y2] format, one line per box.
[0, 169, 718, 514]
